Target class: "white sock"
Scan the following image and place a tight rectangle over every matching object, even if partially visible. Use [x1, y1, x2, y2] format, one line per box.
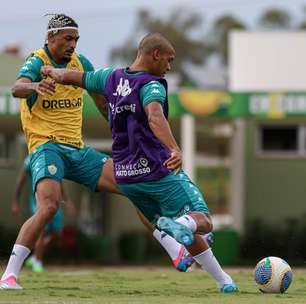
[200, 233, 212, 246]
[175, 215, 197, 232]
[34, 259, 43, 268]
[153, 229, 182, 260]
[193, 248, 233, 288]
[1, 244, 31, 280]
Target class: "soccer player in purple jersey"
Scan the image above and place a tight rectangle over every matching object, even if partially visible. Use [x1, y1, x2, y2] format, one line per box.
[41, 33, 237, 292]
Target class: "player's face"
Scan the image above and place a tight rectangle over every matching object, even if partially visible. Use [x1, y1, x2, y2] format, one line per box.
[152, 49, 175, 77]
[49, 29, 79, 63]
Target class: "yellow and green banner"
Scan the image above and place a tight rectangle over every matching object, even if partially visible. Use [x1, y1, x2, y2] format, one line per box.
[230, 92, 306, 118]
[169, 91, 230, 117]
[2, 90, 306, 118]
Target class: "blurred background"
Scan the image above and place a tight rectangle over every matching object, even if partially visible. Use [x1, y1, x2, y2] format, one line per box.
[1, 0, 306, 267]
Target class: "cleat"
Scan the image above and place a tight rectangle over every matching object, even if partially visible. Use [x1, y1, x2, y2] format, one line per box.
[32, 264, 44, 273]
[157, 217, 194, 246]
[204, 232, 214, 246]
[25, 256, 34, 268]
[173, 245, 194, 272]
[0, 276, 22, 290]
[220, 282, 238, 293]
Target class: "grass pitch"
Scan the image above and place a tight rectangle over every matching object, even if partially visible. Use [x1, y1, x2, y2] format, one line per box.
[0, 266, 305, 304]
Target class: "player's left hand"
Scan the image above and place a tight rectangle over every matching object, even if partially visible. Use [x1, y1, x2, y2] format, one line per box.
[164, 150, 182, 175]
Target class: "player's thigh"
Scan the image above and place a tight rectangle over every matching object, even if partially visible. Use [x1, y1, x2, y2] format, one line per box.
[36, 179, 62, 211]
[96, 158, 121, 194]
[30, 143, 65, 195]
[66, 147, 117, 192]
[119, 184, 161, 224]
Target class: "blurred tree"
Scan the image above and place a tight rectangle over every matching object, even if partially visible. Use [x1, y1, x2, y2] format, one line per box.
[298, 6, 306, 29]
[110, 8, 211, 86]
[257, 8, 292, 29]
[209, 15, 246, 64]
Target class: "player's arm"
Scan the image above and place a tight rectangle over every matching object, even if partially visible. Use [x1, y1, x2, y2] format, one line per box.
[12, 56, 56, 98]
[42, 66, 111, 121]
[11, 169, 28, 215]
[41, 66, 84, 88]
[145, 102, 182, 173]
[83, 67, 113, 121]
[11, 77, 56, 98]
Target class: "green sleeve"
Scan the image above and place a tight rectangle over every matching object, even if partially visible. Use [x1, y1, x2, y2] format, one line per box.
[83, 67, 113, 94]
[17, 56, 44, 82]
[140, 81, 166, 107]
[78, 54, 95, 72]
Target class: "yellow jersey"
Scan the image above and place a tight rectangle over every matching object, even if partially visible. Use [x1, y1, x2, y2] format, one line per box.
[20, 47, 86, 153]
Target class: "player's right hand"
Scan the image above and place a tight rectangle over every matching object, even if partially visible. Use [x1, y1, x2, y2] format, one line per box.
[34, 79, 56, 96]
[164, 149, 182, 175]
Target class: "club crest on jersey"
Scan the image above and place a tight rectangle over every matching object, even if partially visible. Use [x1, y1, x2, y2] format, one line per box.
[140, 158, 148, 167]
[113, 78, 132, 97]
[48, 164, 57, 175]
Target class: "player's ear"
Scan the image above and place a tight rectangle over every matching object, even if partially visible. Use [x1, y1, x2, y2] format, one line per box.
[47, 32, 55, 43]
[152, 49, 161, 61]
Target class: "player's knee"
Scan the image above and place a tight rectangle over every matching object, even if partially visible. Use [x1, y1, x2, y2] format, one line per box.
[45, 203, 58, 216]
[36, 202, 58, 221]
[189, 211, 213, 233]
[206, 219, 213, 232]
[202, 213, 213, 232]
[36, 179, 61, 201]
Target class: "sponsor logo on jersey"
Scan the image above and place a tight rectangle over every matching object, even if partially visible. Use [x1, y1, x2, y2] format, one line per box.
[151, 88, 161, 94]
[109, 103, 136, 115]
[115, 158, 151, 177]
[113, 78, 132, 97]
[42, 98, 82, 109]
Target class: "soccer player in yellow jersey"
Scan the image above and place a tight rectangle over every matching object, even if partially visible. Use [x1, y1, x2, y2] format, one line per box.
[0, 14, 198, 290]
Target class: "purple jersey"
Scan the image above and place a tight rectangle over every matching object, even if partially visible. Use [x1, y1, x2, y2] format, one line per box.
[104, 68, 171, 184]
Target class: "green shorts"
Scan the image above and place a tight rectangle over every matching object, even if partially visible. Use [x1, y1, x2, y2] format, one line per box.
[29, 142, 109, 192]
[30, 195, 63, 232]
[119, 171, 210, 224]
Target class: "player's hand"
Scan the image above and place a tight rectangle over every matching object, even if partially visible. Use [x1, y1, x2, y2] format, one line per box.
[34, 79, 56, 96]
[41, 65, 65, 84]
[11, 199, 22, 216]
[163, 149, 182, 175]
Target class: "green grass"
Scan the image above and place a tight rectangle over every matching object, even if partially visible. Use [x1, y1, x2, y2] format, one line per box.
[0, 266, 304, 304]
